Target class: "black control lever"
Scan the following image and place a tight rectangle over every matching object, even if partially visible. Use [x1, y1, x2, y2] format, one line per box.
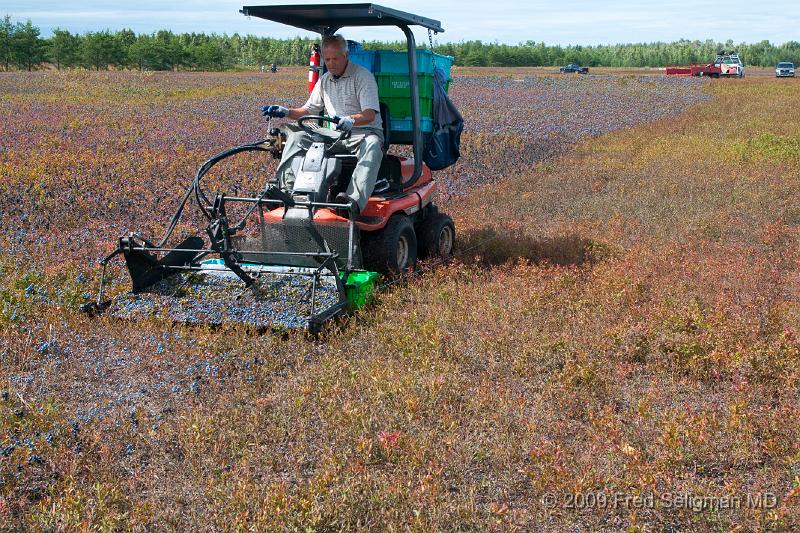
[265, 184, 296, 207]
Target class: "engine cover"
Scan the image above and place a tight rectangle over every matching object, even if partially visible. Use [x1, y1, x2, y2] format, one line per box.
[291, 142, 341, 204]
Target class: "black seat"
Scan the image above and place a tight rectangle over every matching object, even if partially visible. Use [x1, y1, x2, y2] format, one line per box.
[372, 103, 393, 193]
[331, 154, 403, 198]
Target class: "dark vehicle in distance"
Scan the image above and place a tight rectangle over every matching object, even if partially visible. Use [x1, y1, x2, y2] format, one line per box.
[560, 63, 589, 74]
[776, 62, 795, 77]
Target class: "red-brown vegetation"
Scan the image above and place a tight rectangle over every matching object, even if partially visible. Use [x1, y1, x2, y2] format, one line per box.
[1, 68, 798, 530]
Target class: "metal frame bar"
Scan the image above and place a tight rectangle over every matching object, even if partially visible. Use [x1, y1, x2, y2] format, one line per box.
[123, 246, 339, 259]
[101, 191, 357, 330]
[84, 63, 376, 330]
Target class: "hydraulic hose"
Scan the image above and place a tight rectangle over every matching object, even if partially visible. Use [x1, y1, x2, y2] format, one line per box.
[156, 140, 272, 247]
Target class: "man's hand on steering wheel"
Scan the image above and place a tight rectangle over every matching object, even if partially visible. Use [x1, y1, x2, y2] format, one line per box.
[335, 116, 355, 133]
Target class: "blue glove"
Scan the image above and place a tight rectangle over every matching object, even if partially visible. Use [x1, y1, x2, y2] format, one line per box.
[261, 105, 288, 118]
[336, 116, 355, 132]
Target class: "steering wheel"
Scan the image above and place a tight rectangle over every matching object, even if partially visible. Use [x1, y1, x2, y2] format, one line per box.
[297, 115, 351, 143]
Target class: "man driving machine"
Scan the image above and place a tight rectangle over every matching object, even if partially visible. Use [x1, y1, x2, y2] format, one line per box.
[261, 34, 384, 215]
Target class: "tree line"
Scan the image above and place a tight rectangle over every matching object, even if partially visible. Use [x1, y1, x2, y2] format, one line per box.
[0, 16, 319, 71]
[2, 16, 799, 71]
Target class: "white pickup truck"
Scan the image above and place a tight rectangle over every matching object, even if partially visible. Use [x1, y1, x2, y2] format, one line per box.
[717, 52, 745, 78]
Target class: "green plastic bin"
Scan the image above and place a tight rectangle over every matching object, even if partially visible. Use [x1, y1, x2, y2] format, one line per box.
[376, 73, 451, 122]
[377, 73, 434, 118]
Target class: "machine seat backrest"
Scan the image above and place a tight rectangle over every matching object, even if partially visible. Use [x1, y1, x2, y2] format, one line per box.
[379, 102, 391, 154]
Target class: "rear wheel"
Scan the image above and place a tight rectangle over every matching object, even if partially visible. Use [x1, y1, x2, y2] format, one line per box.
[362, 215, 418, 274]
[418, 213, 455, 259]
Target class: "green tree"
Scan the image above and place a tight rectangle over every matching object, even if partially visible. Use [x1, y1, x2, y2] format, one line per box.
[113, 29, 136, 69]
[154, 30, 185, 70]
[128, 34, 158, 70]
[11, 19, 45, 71]
[463, 50, 487, 67]
[0, 15, 13, 70]
[48, 28, 81, 69]
[190, 40, 228, 70]
[81, 30, 117, 70]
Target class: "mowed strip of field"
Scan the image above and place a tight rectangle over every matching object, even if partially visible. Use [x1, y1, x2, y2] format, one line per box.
[0, 70, 798, 530]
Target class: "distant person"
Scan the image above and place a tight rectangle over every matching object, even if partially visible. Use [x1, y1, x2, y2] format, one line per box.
[270, 62, 278, 73]
[260, 34, 383, 214]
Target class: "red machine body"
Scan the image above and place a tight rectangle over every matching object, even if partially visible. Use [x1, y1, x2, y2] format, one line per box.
[666, 52, 743, 78]
[666, 64, 722, 77]
[258, 156, 437, 232]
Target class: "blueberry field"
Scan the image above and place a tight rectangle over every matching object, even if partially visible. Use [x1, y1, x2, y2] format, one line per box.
[1, 67, 799, 530]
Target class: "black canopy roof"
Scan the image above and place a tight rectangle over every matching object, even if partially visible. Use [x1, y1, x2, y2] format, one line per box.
[240, 3, 444, 34]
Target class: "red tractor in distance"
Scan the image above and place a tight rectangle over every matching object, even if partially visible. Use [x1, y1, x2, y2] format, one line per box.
[666, 51, 745, 78]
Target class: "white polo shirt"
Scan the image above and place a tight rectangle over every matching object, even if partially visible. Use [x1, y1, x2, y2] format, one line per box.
[303, 60, 383, 134]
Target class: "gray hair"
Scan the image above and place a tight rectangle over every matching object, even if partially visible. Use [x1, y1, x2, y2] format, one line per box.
[321, 34, 348, 55]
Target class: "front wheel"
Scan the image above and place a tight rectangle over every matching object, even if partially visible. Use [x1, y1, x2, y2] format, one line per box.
[361, 215, 418, 274]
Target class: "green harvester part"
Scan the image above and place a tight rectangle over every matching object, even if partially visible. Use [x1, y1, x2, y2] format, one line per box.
[341, 271, 380, 309]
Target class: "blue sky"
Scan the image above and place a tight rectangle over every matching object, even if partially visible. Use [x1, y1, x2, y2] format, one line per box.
[4, 0, 799, 45]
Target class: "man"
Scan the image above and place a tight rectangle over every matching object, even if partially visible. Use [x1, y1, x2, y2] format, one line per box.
[261, 34, 383, 215]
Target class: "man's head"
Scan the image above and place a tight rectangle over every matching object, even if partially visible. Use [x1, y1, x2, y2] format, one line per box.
[321, 34, 348, 77]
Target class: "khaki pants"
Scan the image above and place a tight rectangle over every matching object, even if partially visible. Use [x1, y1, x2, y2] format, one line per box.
[275, 126, 384, 212]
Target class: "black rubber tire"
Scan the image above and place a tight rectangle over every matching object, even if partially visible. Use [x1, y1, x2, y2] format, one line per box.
[361, 214, 418, 274]
[418, 213, 456, 260]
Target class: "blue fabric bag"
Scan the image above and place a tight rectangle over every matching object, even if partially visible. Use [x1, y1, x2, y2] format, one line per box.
[423, 67, 463, 171]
